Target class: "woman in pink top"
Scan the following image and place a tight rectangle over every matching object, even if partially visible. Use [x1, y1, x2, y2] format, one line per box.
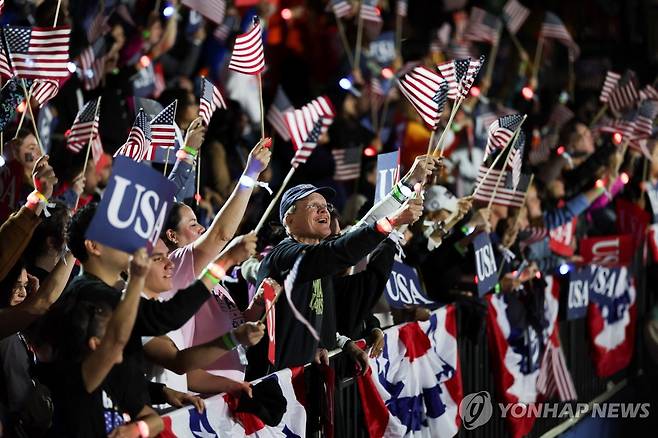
[162, 137, 272, 388]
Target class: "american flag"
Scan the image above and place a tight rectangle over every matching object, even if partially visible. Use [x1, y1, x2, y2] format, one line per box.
[360, 0, 383, 38]
[397, 65, 449, 130]
[396, 0, 408, 17]
[285, 95, 335, 150]
[67, 98, 100, 154]
[539, 12, 580, 61]
[633, 100, 658, 139]
[291, 119, 323, 167]
[199, 77, 227, 125]
[31, 79, 60, 106]
[148, 100, 178, 158]
[599, 71, 621, 103]
[214, 15, 239, 43]
[0, 40, 11, 78]
[114, 109, 152, 162]
[473, 167, 530, 207]
[608, 70, 639, 114]
[332, 147, 362, 181]
[506, 130, 526, 189]
[438, 56, 484, 100]
[546, 104, 574, 130]
[78, 37, 107, 91]
[330, 0, 353, 19]
[537, 340, 578, 402]
[502, 0, 529, 35]
[464, 7, 501, 45]
[182, 0, 226, 24]
[4, 26, 71, 79]
[596, 115, 635, 139]
[484, 113, 524, 159]
[228, 17, 265, 75]
[86, 10, 111, 44]
[640, 84, 658, 101]
[266, 86, 294, 141]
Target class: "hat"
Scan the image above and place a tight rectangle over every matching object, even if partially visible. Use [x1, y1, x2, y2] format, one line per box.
[424, 185, 458, 214]
[279, 184, 336, 223]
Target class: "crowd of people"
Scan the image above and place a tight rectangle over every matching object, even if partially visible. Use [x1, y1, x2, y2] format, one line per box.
[0, 0, 656, 437]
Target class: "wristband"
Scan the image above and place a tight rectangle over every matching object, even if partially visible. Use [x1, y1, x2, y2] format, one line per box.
[175, 149, 189, 161]
[182, 146, 198, 157]
[136, 420, 149, 438]
[201, 262, 226, 285]
[26, 190, 51, 216]
[221, 331, 238, 350]
[336, 334, 351, 349]
[229, 329, 240, 348]
[239, 174, 256, 189]
[375, 217, 393, 234]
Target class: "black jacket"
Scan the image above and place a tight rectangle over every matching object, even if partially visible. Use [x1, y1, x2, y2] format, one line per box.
[246, 224, 387, 378]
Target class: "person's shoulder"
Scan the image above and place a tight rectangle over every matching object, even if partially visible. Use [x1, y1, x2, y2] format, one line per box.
[67, 273, 121, 304]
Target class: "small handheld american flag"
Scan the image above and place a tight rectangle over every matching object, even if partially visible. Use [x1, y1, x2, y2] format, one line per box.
[330, 0, 353, 19]
[599, 71, 621, 104]
[78, 37, 107, 91]
[633, 100, 658, 139]
[114, 109, 152, 162]
[484, 113, 524, 160]
[332, 147, 362, 181]
[146, 100, 178, 161]
[291, 119, 323, 168]
[182, 0, 226, 24]
[397, 65, 449, 130]
[4, 25, 71, 79]
[539, 12, 580, 61]
[199, 77, 227, 126]
[67, 98, 101, 154]
[285, 95, 335, 150]
[228, 17, 265, 75]
[502, 0, 529, 35]
[266, 87, 294, 141]
[437, 56, 485, 100]
[464, 7, 501, 45]
[608, 70, 640, 114]
[31, 79, 60, 106]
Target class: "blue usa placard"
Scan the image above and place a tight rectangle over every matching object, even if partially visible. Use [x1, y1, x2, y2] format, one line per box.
[566, 268, 589, 320]
[86, 156, 176, 254]
[374, 151, 399, 203]
[473, 232, 498, 296]
[384, 260, 437, 308]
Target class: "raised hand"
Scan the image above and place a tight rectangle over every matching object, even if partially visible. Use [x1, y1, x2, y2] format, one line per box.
[32, 155, 57, 199]
[244, 137, 272, 177]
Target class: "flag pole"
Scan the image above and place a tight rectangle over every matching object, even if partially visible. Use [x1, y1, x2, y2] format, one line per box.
[163, 99, 178, 176]
[15, 87, 34, 138]
[163, 147, 172, 176]
[336, 18, 355, 69]
[258, 73, 265, 139]
[472, 115, 527, 195]
[255, 166, 296, 233]
[53, 0, 62, 26]
[589, 104, 608, 128]
[377, 88, 391, 133]
[196, 150, 201, 207]
[433, 96, 465, 157]
[19, 80, 44, 154]
[507, 29, 531, 67]
[75, 97, 102, 210]
[354, 1, 364, 73]
[487, 140, 516, 210]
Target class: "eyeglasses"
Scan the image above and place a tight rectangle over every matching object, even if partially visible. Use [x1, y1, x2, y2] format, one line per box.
[303, 202, 335, 214]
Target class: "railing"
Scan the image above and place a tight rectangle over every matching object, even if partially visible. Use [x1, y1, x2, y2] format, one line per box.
[324, 252, 654, 437]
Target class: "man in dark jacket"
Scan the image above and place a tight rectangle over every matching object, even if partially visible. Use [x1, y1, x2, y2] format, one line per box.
[246, 184, 423, 378]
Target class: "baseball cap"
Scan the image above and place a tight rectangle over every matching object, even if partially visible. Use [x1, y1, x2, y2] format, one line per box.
[425, 185, 458, 214]
[279, 184, 336, 223]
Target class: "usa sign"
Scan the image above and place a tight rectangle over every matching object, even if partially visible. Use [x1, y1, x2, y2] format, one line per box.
[473, 232, 498, 296]
[86, 156, 176, 254]
[384, 260, 436, 308]
[579, 234, 634, 267]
